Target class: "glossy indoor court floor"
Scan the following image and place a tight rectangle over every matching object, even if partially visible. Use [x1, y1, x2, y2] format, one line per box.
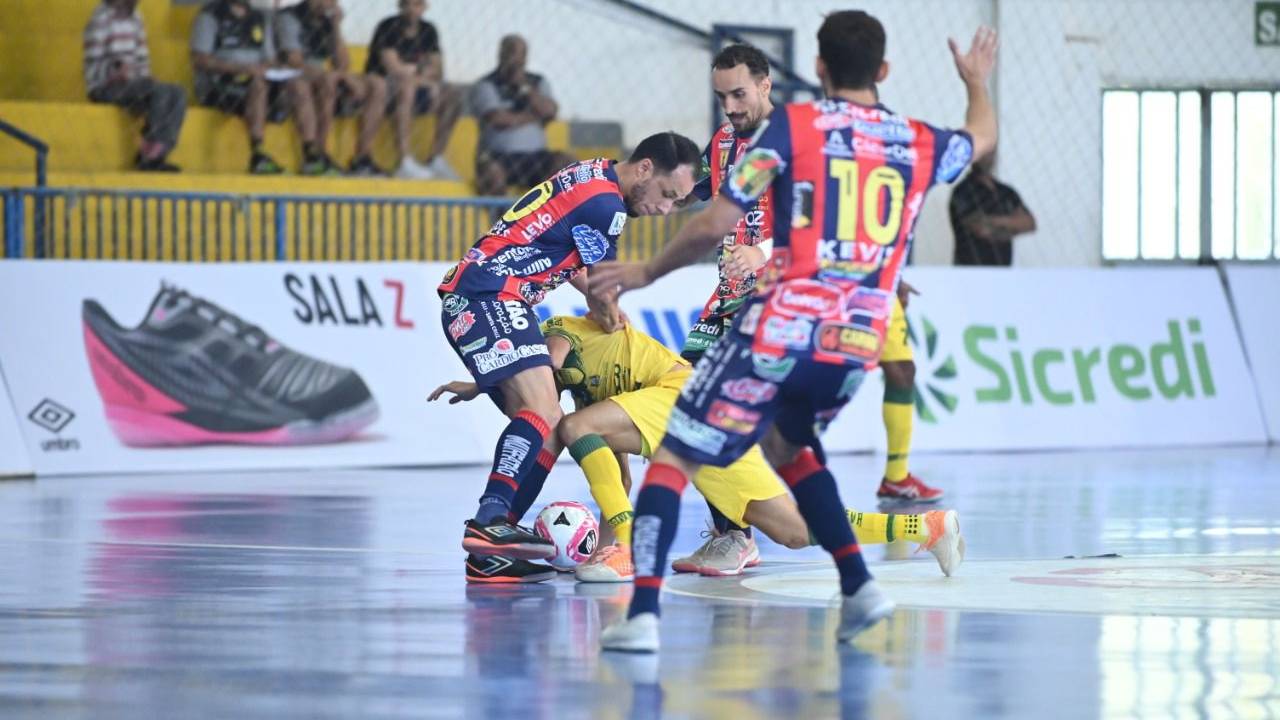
[1, 447, 1278, 719]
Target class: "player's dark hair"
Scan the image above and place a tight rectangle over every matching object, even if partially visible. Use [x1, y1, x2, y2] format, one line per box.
[712, 43, 770, 78]
[628, 132, 701, 174]
[818, 10, 886, 91]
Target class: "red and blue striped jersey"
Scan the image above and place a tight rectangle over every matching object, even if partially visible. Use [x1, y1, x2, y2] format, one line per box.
[690, 122, 775, 320]
[723, 100, 973, 365]
[438, 158, 628, 305]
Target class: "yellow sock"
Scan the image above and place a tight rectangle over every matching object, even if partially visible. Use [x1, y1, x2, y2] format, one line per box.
[883, 385, 915, 482]
[844, 508, 929, 545]
[568, 434, 634, 545]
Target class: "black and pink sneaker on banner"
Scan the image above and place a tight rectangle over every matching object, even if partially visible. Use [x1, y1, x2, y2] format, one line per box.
[81, 285, 378, 447]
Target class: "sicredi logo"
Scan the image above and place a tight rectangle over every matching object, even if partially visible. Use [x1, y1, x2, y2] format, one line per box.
[906, 315, 959, 423]
[964, 319, 1214, 405]
[910, 316, 1216, 421]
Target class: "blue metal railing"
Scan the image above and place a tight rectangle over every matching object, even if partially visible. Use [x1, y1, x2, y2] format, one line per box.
[0, 119, 49, 249]
[1, 185, 687, 262]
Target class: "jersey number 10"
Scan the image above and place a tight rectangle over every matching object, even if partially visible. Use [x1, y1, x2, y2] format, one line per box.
[828, 159, 906, 246]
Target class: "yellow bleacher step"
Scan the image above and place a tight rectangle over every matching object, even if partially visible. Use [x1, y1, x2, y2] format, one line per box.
[0, 171, 472, 199]
[0, 100, 485, 182]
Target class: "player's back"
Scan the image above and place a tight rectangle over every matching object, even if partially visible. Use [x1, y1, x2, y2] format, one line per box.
[438, 159, 628, 305]
[542, 315, 688, 406]
[766, 99, 970, 292]
[724, 99, 972, 365]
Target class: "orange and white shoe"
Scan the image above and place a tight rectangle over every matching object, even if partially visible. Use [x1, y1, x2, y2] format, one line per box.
[877, 474, 945, 503]
[919, 510, 965, 577]
[575, 543, 635, 583]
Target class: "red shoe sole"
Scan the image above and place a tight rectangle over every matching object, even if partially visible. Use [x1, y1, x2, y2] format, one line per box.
[465, 572, 555, 584]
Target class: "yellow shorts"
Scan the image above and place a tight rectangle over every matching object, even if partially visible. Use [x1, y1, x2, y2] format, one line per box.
[879, 296, 913, 363]
[608, 370, 787, 527]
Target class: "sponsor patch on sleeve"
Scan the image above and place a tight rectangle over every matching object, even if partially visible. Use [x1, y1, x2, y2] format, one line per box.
[572, 224, 610, 265]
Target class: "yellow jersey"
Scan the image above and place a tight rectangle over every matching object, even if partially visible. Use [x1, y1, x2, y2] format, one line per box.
[541, 315, 688, 407]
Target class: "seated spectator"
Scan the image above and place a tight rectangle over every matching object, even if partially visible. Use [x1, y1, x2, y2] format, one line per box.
[276, 0, 388, 176]
[471, 35, 575, 195]
[949, 152, 1037, 266]
[190, 0, 289, 175]
[366, 0, 462, 180]
[83, 0, 187, 172]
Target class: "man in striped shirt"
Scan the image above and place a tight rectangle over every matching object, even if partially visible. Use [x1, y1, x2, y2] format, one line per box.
[83, 0, 187, 172]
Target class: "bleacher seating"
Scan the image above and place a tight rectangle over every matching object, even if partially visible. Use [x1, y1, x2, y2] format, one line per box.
[0, 0, 615, 192]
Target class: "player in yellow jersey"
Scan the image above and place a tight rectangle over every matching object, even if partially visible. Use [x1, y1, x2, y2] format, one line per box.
[431, 314, 964, 583]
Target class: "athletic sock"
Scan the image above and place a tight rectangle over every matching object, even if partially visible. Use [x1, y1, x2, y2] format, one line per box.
[707, 498, 752, 538]
[883, 384, 915, 482]
[475, 410, 549, 524]
[778, 449, 869, 596]
[507, 448, 557, 523]
[840, 508, 930, 545]
[628, 463, 689, 618]
[569, 434, 634, 545]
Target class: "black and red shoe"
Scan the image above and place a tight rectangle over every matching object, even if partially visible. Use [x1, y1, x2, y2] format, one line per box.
[465, 554, 556, 584]
[462, 519, 555, 560]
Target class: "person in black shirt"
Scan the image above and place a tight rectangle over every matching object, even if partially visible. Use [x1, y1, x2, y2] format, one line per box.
[470, 35, 575, 195]
[365, 0, 462, 180]
[949, 153, 1037, 266]
[277, 0, 388, 176]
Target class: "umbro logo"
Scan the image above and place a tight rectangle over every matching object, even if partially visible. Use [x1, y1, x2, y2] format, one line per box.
[475, 556, 514, 575]
[487, 525, 517, 537]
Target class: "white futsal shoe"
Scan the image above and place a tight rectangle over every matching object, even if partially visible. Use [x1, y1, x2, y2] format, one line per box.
[836, 580, 896, 642]
[920, 510, 966, 577]
[696, 529, 761, 576]
[601, 612, 660, 653]
[672, 528, 760, 575]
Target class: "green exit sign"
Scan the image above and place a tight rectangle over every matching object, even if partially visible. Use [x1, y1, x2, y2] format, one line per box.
[1259, 2, 1280, 45]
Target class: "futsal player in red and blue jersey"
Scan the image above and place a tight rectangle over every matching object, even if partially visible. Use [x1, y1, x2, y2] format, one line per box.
[592, 13, 999, 650]
[439, 132, 700, 583]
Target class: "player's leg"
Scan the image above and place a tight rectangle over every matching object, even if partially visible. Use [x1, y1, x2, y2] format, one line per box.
[440, 297, 561, 559]
[603, 336, 770, 652]
[761, 363, 894, 641]
[681, 445, 777, 575]
[558, 398, 649, 582]
[739, 496, 964, 576]
[877, 297, 943, 502]
[474, 365, 562, 523]
[678, 315, 755, 544]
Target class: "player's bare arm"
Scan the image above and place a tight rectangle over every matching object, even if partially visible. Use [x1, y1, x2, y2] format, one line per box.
[949, 26, 999, 160]
[590, 195, 745, 301]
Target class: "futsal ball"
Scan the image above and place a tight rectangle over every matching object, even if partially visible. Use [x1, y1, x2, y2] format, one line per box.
[534, 501, 600, 570]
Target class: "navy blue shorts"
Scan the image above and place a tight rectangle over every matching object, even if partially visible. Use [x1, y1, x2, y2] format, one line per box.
[440, 293, 551, 397]
[661, 329, 868, 467]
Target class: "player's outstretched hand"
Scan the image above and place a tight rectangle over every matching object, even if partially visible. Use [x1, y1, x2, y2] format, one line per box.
[588, 261, 652, 303]
[428, 380, 481, 404]
[949, 26, 998, 86]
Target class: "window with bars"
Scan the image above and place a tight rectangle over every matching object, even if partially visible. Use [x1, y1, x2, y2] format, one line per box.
[1102, 89, 1279, 261]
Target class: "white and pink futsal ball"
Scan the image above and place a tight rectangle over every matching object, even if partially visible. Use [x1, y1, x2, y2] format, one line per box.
[534, 501, 599, 570]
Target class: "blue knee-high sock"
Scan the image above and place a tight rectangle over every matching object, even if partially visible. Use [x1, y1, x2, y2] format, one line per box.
[778, 448, 869, 596]
[628, 463, 689, 619]
[476, 410, 549, 524]
[508, 448, 558, 523]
